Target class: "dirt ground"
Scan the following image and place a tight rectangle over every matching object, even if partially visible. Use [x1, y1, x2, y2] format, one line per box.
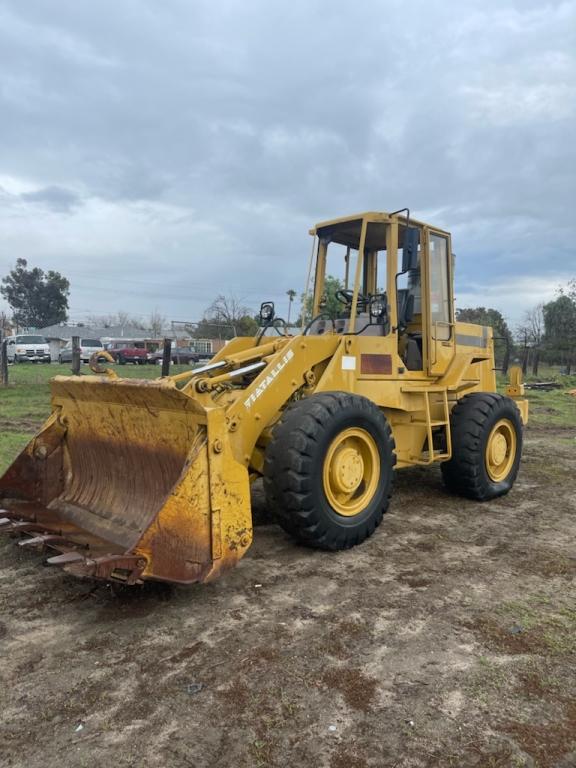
[1, 422, 575, 768]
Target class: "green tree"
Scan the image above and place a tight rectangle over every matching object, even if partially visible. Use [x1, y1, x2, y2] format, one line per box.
[543, 291, 576, 373]
[300, 275, 344, 325]
[286, 289, 297, 325]
[1, 258, 70, 328]
[455, 306, 513, 372]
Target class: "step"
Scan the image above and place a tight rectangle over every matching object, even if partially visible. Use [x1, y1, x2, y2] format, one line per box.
[409, 450, 451, 465]
[411, 420, 449, 427]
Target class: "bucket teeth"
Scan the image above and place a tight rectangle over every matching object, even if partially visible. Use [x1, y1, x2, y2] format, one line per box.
[0, 520, 43, 535]
[45, 552, 147, 585]
[0, 509, 20, 518]
[18, 534, 87, 550]
[46, 552, 86, 566]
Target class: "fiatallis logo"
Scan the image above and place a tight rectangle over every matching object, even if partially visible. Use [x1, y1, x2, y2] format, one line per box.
[244, 349, 295, 410]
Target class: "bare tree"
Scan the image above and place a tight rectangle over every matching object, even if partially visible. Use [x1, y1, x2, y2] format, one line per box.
[87, 312, 146, 330]
[195, 294, 258, 339]
[207, 295, 248, 330]
[525, 304, 544, 376]
[514, 323, 531, 375]
[148, 310, 166, 337]
[516, 305, 545, 377]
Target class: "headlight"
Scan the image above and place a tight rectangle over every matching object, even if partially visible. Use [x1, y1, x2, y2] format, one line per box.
[16, 347, 26, 353]
[370, 298, 386, 318]
[259, 301, 275, 324]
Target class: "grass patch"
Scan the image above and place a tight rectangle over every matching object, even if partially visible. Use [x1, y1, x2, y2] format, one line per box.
[493, 598, 576, 655]
[524, 389, 576, 429]
[0, 431, 33, 473]
[468, 655, 512, 700]
[497, 368, 576, 430]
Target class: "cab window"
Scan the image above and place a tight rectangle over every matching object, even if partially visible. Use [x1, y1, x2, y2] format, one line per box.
[429, 233, 451, 340]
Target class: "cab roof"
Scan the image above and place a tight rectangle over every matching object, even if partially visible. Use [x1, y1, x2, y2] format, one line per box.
[309, 211, 449, 248]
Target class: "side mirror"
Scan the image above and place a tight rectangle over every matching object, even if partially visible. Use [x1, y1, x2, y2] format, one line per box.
[259, 301, 275, 326]
[402, 227, 420, 272]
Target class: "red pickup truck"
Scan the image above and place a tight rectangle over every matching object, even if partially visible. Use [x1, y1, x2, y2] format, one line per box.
[106, 341, 148, 365]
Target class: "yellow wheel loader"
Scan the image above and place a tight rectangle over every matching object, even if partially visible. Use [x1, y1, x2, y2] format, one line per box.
[0, 211, 528, 586]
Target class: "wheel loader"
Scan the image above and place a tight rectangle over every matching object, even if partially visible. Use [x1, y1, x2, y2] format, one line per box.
[0, 211, 528, 586]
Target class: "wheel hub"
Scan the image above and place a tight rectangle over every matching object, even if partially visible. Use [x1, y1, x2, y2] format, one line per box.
[489, 433, 507, 466]
[331, 447, 364, 493]
[485, 418, 516, 482]
[322, 427, 380, 517]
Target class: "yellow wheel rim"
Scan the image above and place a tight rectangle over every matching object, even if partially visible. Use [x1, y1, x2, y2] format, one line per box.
[322, 427, 380, 517]
[485, 418, 517, 482]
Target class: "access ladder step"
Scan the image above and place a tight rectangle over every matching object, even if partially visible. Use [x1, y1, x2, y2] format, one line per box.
[409, 450, 451, 464]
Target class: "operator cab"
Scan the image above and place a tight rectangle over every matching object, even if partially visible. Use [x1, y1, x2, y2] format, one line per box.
[305, 212, 453, 376]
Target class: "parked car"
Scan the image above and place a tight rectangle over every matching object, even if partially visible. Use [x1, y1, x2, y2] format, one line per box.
[106, 341, 148, 365]
[58, 338, 105, 364]
[147, 347, 201, 365]
[5, 335, 51, 364]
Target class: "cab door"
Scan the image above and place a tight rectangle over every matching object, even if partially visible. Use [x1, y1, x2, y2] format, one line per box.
[423, 229, 455, 376]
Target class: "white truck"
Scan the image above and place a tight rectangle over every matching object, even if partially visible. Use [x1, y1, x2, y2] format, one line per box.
[5, 334, 51, 364]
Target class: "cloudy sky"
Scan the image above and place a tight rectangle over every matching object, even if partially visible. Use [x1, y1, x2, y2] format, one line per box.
[0, 0, 574, 329]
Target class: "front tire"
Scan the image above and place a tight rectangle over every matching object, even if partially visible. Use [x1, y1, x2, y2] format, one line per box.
[264, 392, 396, 550]
[441, 393, 523, 501]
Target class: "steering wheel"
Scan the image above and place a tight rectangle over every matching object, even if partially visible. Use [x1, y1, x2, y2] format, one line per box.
[335, 289, 368, 311]
[335, 289, 355, 305]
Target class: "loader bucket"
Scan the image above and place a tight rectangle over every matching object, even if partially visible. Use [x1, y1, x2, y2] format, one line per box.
[0, 376, 253, 585]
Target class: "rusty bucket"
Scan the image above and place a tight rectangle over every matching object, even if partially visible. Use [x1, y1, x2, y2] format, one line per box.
[0, 375, 252, 585]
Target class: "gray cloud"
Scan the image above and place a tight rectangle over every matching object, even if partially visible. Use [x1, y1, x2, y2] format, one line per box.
[0, 0, 574, 327]
[20, 185, 81, 212]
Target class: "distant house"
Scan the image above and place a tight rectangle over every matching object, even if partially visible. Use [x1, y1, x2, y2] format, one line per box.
[36, 323, 95, 361]
[96, 325, 150, 341]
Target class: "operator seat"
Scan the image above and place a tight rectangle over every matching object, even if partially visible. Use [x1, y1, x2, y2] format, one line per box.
[397, 289, 422, 370]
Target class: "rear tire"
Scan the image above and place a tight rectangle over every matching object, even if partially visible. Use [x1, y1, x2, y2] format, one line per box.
[118, 355, 126, 365]
[441, 393, 523, 501]
[264, 392, 396, 550]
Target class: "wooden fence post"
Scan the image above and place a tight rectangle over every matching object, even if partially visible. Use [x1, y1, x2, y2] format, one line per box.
[0, 332, 8, 387]
[72, 335, 81, 375]
[161, 338, 172, 377]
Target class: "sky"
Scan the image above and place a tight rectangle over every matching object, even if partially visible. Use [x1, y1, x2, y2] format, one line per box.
[0, 0, 574, 329]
